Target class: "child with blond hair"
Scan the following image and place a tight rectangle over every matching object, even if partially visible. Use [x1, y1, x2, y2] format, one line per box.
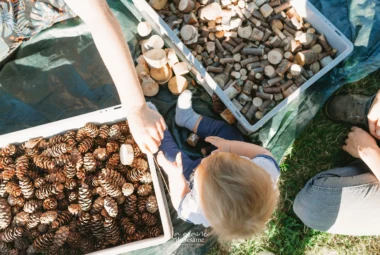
[148, 90, 280, 240]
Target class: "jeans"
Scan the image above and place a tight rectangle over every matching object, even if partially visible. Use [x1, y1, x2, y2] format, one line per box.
[294, 94, 380, 235]
[159, 116, 244, 182]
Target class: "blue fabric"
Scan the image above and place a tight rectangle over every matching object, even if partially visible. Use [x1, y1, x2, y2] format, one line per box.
[254, 154, 281, 173]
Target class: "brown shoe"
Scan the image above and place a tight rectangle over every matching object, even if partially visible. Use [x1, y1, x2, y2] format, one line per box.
[324, 94, 372, 126]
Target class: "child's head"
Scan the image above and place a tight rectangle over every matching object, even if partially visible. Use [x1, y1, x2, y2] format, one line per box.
[195, 152, 278, 241]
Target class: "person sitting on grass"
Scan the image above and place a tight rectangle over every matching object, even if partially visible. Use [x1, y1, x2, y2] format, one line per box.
[294, 89, 380, 235]
[148, 90, 280, 240]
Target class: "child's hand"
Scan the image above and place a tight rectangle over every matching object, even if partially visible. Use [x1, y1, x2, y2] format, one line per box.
[343, 127, 379, 158]
[205, 136, 231, 153]
[157, 151, 183, 176]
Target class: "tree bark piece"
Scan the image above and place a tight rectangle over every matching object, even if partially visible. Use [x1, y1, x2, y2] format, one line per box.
[168, 76, 189, 95]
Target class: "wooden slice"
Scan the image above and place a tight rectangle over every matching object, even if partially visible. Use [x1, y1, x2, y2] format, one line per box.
[264, 65, 276, 78]
[120, 144, 134, 165]
[144, 35, 164, 50]
[296, 50, 318, 66]
[168, 76, 189, 95]
[143, 49, 167, 69]
[150, 64, 173, 84]
[166, 48, 179, 67]
[268, 49, 283, 65]
[149, 0, 168, 10]
[181, 25, 198, 41]
[179, 0, 195, 13]
[173, 62, 189, 76]
[198, 3, 222, 21]
[137, 22, 152, 38]
[238, 26, 253, 39]
[140, 74, 159, 97]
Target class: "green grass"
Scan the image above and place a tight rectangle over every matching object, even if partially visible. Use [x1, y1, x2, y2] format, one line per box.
[209, 69, 380, 255]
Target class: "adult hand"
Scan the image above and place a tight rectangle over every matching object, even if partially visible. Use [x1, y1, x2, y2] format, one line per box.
[205, 136, 231, 153]
[157, 151, 183, 176]
[343, 126, 379, 158]
[368, 90, 380, 140]
[127, 105, 166, 154]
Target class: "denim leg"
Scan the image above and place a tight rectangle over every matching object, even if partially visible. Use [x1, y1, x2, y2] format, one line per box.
[293, 160, 380, 235]
[159, 129, 201, 182]
[196, 116, 244, 141]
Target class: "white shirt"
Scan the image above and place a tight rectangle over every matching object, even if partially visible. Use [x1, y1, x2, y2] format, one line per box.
[176, 154, 281, 227]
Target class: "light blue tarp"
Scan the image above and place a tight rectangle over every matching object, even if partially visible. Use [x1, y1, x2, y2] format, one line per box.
[0, 0, 379, 254]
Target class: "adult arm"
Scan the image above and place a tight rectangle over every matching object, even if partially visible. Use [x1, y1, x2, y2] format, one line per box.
[157, 151, 190, 209]
[368, 89, 380, 140]
[205, 136, 274, 158]
[64, 0, 165, 154]
[343, 126, 380, 181]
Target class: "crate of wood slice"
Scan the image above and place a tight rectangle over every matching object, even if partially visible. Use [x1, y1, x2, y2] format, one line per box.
[136, 0, 353, 132]
[0, 106, 173, 255]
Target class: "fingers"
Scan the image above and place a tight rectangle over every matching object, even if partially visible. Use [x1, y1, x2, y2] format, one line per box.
[157, 151, 169, 167]
[351, 126, 358, 131]
[342, 145, 347, 152]
[205, 136, 220, 146]
[145, 136, 159, 154]
[160, 117, 167, 131]
[156, 122, 164, 141]
[211, 149, 220, 154]
[175, 152, 183, 168]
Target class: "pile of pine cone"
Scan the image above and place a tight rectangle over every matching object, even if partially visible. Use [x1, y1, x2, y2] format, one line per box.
[0, 121, 162, 254]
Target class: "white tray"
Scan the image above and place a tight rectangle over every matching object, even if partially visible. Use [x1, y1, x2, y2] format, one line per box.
[0, 105, 173, 255]
[132, 0, 354, 133]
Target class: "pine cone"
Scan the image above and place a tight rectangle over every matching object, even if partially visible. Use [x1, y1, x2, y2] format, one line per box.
[78, 138, 94, 154]
[108, 124, 121, 140]
[0, 199, 11, 230]
[76, 167, 86, 180]
[0, 180, 8, 198]
[0, 144, 17, 157]
[142, 212, 158, 226]
[140, 171, 153, 184]
[90, 214, 104, 240]
[33, 232, 54, 251]
[45, 172, 66, 183]
[147, 226, 163, 238]
[103, 217, 120, 245]
[118, 121, 129, 134]
[49, 135, 65, 147]
[7, 195, 25, 207]
[11, 205, 22, 215]
[40, 211, 58, 224]
[54, 154, 73, 167]
[98, 125, 110, 139]
[131, 229, 146, 242]
[95, 186, 107, 198]
[34, 178, 46, 189]
[116, 195, 126, 205]
[5, 182, 21, 197]
[92, 176, 101, 187]
[138, 197, 147, 213]
[106, 153, 120, 167]
[133, 158, 149, 172]
[35, 183, 64, 200]
[58, 199, 70, 211]
[0, 157, 13, 169]
[33, 155, 56, 171]
[37, 139, 50, 150]
[83, 153, 97, 172]
[0, 227, 24, 242]
[54, 226, 70, 247]
[101, 168, 126, 188]
[75, 129, 88, 142]
[104, 197, 118, 218]
[93, 148, 107, 161]
[23, 199, 42, 213]
[26, 212, 41, 230]
[14, 237, 30, 250]
[92, 197, 104, 214]
[124, 194, 137, 216]
[78, 212, 91, 235]
[116, 164, 129, 174]
[45, 143, 73, 157]
[83, 123, 99, 138]
[63, 162, 76, 179]
[96, 137, 107, 148]
[13, 211, 29, 227]
[0, 241, 13, 254]
[137, 184, 152, 197]
[65, 179, 78, 190]
[68, 204, 82, 216]
[80, 237, 96, 254]
[25, 228, 40, 241]
[43, 198, 58, 210]
[132, 143, 143, 158]
[2, 165, 15, 180]
[120, 217, 136, 236]
[38, 223, 49, 234]
[122, 183, 134, 197]
[79, 184, 92, 212]
[106, 141, 119, 155]
[15, 156, 29, 180]
[52, 211, 72, 230]
[126, 169, 144, 183]
[68, 191, 79, 203]
[19, 178, 34, 199]
[146, 196, 158, 214]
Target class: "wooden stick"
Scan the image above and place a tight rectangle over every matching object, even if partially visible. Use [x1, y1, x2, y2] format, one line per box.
[296, 50, 318, 65]
[241, 56, 259, 67]
[276, 59, 292, 76]
[256, 91, 274, 100]
[259, 99, 272, 112]
[274, 2, 290, 14]
[232, 99, 244, 111]
[207, 66, 224, 73]
[241, 102, 252, 114]
[267, 76, 283, 86]
[241, 48, 264, 56]
[220, 109, 236, 124]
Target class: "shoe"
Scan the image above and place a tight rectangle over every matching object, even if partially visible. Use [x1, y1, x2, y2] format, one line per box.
[324, 93, 372, 126]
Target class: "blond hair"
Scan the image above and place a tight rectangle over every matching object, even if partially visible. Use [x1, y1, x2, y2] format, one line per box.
[197, 152, 278, 241]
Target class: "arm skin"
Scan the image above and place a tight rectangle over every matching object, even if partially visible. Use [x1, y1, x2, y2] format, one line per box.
[64, 0, 165, 153]
[205, 136, 274, 159]
[343, 127, 380, 181]
[157, 151, 190, 208]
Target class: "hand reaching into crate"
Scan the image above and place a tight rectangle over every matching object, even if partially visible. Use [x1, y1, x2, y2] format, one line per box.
[64, 0, 166, 154]
[368, 90, 380, 140]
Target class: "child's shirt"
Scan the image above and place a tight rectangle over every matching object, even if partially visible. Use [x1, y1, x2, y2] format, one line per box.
[176, 154, 281, 227]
